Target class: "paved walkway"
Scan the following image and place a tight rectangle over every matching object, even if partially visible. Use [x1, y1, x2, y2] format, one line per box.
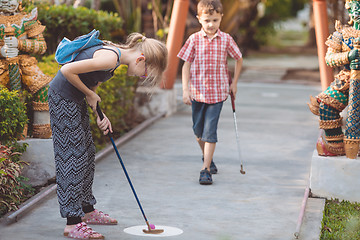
[0, 54, 324, 240]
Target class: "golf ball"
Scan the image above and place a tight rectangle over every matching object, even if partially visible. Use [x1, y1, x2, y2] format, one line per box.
[150, 224, 155, 229]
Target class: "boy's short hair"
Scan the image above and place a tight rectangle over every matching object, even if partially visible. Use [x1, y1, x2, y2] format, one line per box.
[197, 0, 223, 15]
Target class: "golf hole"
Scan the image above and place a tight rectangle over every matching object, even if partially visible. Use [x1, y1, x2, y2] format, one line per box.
[124, 225, 183, 237]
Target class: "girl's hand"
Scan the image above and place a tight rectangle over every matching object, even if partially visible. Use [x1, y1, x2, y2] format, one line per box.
[86, 92, 101, 111]
[97, 112, 113, 135]
[182, 89, 192, 105]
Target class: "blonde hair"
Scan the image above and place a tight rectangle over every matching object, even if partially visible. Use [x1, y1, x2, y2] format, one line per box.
[104, 33, 168, 87]
[197, 0, 223, 16]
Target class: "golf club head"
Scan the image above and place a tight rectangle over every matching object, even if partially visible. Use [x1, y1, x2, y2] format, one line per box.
[240, 166, 246, 174]
[143, 228, 164, 234]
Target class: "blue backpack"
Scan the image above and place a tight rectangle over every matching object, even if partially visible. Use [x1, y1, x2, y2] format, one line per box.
[55, 29, 103, 65]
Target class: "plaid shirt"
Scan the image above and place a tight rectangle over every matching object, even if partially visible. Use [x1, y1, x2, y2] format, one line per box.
[178, 29, 242, 104]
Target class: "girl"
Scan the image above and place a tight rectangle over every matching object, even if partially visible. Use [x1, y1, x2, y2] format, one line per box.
[48, 33, 168, 239]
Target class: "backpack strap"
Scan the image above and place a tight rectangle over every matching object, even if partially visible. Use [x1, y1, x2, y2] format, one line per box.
[55, 29, 103, 65]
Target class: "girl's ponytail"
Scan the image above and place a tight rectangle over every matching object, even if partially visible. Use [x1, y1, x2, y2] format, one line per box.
[140, 36, 168, 87]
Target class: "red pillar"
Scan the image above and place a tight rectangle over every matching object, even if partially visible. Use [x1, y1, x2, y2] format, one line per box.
[313, 0, 333, 90]
[160, 0, 189, 89]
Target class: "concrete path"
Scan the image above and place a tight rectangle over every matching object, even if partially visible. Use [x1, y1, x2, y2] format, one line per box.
[0, 55, 325, 240]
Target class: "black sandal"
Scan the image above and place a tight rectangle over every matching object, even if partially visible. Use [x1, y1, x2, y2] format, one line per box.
[202, 157, 218, 174]
[199, 168, 212, 185]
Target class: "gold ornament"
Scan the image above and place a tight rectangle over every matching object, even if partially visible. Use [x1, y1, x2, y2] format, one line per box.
[344, 138, 360, 159]
[32, 123, 52, 139]
[319, 118, 343, 130]
[346, 0, 360, 9]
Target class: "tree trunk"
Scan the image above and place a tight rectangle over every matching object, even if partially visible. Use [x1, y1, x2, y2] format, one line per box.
[73, 0, 87, 8]
[306, 3, 316, 47]
[65, 0, 73, 6]
[238, 0, 261, 52]
[91, 0, 101, 10]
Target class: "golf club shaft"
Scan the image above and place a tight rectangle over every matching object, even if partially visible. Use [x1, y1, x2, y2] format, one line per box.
[230, 93, 245, 171]
[233, 111, 243, 163]
[96, 103, 148, 223]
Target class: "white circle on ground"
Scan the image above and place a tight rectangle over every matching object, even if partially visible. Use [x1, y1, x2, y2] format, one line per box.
[124, 225, 183, 237]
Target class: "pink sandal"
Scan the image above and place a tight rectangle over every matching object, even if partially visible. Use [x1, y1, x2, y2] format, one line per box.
[63, 222, 104, 239]
[82, 209, 118, 225]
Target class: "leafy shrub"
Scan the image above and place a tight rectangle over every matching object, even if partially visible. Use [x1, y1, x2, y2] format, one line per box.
[37, 54, 60, 78]
[88, 65, 139, 150]
[30, 3, 124, 53]
[0, 88, 28, 144]
[0, 143, 32, 217]
[254, 0, 308, 48]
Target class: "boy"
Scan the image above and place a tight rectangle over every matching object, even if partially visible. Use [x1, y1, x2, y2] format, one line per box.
[177, 0, 243, 185]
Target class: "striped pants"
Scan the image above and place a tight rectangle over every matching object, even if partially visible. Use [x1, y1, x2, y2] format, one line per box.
[48, 88, 96, 218]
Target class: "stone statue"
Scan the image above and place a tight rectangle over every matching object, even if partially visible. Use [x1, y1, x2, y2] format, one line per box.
[0, 0, 52, 138]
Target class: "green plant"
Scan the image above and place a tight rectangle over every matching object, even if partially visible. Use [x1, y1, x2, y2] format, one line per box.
[0, 87, 28, 145]
[91, 0, 172, 40]
[148, 0, 172, 41]
[5, 141, 28, 163]
[218, 0, 308, 51]
[111, 0, 142, 34]
[254, 0, 308, 48]
[0, 143, 32, 217]
[37, 54, 60, 77]
[321, 199, 360, 240]
[29, 3, 123, 53]
[88, 65, 139, 151]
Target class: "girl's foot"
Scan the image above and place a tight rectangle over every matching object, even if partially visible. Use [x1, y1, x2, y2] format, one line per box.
[82, 209, 118, 225]
[64, 222, 104, 239]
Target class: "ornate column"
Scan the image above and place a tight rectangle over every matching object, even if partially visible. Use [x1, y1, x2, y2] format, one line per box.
[313, 0, 334, 90]
[160, 0, 189, 89]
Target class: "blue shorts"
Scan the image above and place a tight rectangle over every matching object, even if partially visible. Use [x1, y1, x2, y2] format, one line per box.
[191, 100, 224, 143]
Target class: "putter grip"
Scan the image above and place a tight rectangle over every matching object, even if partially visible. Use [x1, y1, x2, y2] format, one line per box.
[96, 102, 104, 120]
[230, 92, 236, 112]
[96, 102, 112, 137]
[228, 71, 235, 112]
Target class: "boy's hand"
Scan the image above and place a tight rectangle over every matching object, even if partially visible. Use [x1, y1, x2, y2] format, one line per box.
[183, 89, 192, 105]
[229, 82, 238, 98]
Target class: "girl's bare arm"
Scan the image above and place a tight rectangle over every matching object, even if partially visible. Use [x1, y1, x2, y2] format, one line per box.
[60, 49, 118, 110]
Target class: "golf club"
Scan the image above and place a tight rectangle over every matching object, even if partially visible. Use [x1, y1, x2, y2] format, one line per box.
[230, 92, 246, 175]
[96, 102, 164, 234]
